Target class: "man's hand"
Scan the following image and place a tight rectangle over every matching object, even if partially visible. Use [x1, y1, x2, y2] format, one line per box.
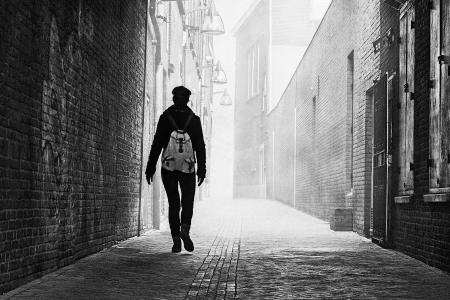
[197, 177, 204, 187]
[146, 173, 153, 185]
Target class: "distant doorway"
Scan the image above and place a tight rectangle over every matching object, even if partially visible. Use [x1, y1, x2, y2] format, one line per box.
[259, 144, 267, 199]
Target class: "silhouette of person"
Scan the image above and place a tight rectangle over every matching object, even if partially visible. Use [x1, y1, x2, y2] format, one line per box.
[145, 86, 206, 253]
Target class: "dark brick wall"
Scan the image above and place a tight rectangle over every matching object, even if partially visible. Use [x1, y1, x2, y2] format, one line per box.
[389, 0, 450, 272]
[0, 0, 147, 293]
[351, 0, 381, 236]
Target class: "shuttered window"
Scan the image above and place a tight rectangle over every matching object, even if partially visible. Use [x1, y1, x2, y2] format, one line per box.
[247, 42, 260, 100]
[247, 50, 252, 99]
[429, 0, 450, 192]
[254, 44, 260, 96]
[262, 73, 267, 111]
[397, 4, 415, 194]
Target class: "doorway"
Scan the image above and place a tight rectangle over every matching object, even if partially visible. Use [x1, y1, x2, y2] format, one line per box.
[259, 144, 267, 199]
[371, 73, 394, 245]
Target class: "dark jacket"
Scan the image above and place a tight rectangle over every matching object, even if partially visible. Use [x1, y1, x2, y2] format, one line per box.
[146, 104, 206, 178]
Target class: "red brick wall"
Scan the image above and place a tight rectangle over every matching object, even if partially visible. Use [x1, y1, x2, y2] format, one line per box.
[0, 0, 147, 292]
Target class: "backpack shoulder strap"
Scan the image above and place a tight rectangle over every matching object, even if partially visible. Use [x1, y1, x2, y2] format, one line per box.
[165, 111, 179, 130]
[182, 112, 194, 132]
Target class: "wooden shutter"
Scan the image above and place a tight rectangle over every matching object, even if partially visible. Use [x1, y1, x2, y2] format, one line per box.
[429, 0, 440, 189]
[430, 0, 450, 190]
[397, 5, 414, 194]
[441, 0, 450, 189]
[398, 10, 407, 192]
[405, 7, 415, 191]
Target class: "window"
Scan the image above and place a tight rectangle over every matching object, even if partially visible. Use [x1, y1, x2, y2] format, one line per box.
[259, 144, 265, 185]
[347, 51, 354, 191]
[163, 69, 168, 109]
[429, 0, 450, 191]
[166, 3, 171, 53]
[247, 50, 252, 99]
[312, 96, 317, 147]
[254, 44, 260, 95]
[397, 4, 415, 194]
[247, 42, 260, 99]
[262, 73, 267, 111]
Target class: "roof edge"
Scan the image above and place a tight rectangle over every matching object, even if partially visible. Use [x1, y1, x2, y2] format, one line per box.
[231, 0, 263, 37]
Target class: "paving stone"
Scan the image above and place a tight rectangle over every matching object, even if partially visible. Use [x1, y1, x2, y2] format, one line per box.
[2, 199, 450, 299]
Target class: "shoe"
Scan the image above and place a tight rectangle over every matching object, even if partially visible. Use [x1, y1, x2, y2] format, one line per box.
[172, 236, 181, 253]
[180, 224, 194, 252]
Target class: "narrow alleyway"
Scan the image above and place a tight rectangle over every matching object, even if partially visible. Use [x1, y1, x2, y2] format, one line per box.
[2, 199, 449, 300]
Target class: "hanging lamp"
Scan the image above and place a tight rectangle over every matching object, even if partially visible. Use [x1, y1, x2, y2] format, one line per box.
[219, 89, 232, 106]
[211, 61, 227, 84]
[200, 0, 225, 35]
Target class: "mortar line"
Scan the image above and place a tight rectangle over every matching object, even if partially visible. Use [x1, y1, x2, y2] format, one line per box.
[199, 225, 229, 296]
[184, 222, 225, 300]
[234, 220, 242, 299]
[211, 226, 234, 298]
[223, 237, 239, 300]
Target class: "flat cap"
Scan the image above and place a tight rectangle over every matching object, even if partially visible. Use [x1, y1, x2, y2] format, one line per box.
[172, 86, 191, 97]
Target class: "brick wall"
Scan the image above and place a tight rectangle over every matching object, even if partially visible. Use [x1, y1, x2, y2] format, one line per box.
[351, 0, 381, 236]
[390, 0, 450, 272]
[0, 0, 147, 293]
[266, 0, 380, 230]
[267, 82, 295, 206]
[141, 8, 157, 230]
[271, 0, 315, 46]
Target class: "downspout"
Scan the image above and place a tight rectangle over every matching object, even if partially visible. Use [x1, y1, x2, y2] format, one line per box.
[293, 107, 297, 208]
[385, 72, 391, 245]
[150, 0, 162, 230]
[138, 0, 150, 236]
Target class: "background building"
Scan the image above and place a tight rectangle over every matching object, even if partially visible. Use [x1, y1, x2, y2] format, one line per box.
[232, 0, 330, 198]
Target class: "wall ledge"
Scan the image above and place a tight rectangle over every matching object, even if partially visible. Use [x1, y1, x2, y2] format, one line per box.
[394, 195, 412, 204]
[423, 193, 450, 203]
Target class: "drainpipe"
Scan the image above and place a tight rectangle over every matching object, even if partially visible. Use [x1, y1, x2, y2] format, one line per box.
[138, 0, 150, 237]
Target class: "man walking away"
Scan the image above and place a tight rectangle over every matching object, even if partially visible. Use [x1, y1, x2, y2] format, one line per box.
[145, 86, 206, 253]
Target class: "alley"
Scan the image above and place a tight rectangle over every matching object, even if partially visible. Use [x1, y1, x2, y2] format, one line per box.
[3, 0, 450, 298]
[3, 199, 450, 300]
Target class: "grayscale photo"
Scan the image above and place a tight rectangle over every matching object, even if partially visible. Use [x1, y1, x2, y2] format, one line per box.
[1, 0, 450, 299]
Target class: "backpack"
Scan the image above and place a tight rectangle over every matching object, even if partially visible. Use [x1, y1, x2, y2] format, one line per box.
[161, 111, 196, 173]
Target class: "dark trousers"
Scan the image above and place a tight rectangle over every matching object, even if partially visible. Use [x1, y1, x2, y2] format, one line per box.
[161, 168, 196, 237]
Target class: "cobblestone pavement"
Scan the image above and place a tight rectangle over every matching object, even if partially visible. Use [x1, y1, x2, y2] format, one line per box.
[3, 198, 450, 299]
